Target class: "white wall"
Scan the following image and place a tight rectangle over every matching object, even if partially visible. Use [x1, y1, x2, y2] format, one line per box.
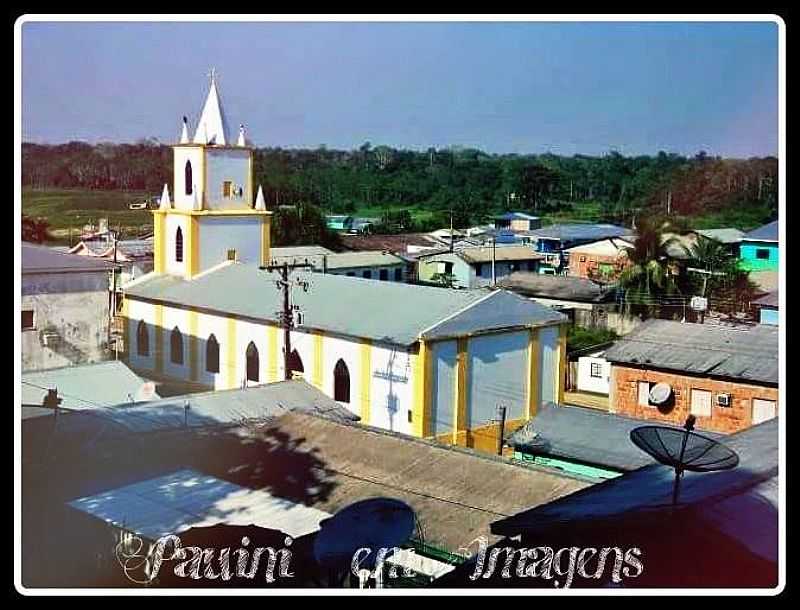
[195, 311, 229, 389]
[576, 355, 610, 395]
[173, 147, 204, 210]
[205, 149, 251, 210]
[161, 306, 191, 380]
[538, 326, 559, 406]
[127, 298, 156, 373]
[164, 214, 191, 276]
[430, 340, 457, 437]
[198, 216, 262, 271]
[369, 344, 414, 435]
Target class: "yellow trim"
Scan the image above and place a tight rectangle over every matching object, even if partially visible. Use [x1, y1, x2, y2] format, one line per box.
[226, 317, 237, 390]
[153, 212, 166, 273]
[184, 216, 200, 279]
[452, 337, 469, 446]
[154, 304, 164, 374]
[201, 148, 207, 209]
[267, 324, 279, 382]
[557, 324, 567, 406]
[527, 327, 541, 419]
[312, 332, 324, 390]
[261, 215, 271, 267]
[188, 309, 199, 382]
[151, 208, 271, 217]
[360, 341, 372, 424]
[248, 151, 254, 209]
[412, 340, 433, 438]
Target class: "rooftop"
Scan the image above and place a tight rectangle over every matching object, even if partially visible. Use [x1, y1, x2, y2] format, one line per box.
[455, 245, 543, 264]
[694, 228, 746, 244]
[563, 236, 634, 256]
[604, 319, 778, 384]
[22, 242, 116, 274]
[754, 290, 779, 308]
[339, 232, 440, 253]
[494, 212, 541, 221]
[497, 272, 611, 302]
[124, 263, 564, 346]
[529, 223, 633, 243]
[743, 220, 779, 242]
[323, 250, 406, 270]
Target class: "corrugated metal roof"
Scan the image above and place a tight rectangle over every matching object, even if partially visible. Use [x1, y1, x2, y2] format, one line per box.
[604, 319, 778, 384]
[22, 243, 115, 273]
[497, 272, 610, 302]
[125, 263, 562, 346]
[754, 290, 778, 308]
[694, 228, 746, 244]
[21, 361, 158, 411]
[744, 220, 779, 242]
[530, 223, 633, 243]
[456, 245, 543, 264]
[323, 250, 405, 270]
[270, 246, 335, 259]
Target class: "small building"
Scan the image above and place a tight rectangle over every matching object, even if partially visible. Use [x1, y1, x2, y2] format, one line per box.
[753, 290, 778, 326]
[492, 212, 542, 232]
[269, 245, 336, 268]
[416, 245, 542, 288]
[325, 215, 353, 232]
[68, 237, 154, 284]
[692, 228, 745, 256]
[605, 319, 778, 434]
[322, 250, 408, 281]
[22, 243, 117, 372]
[526, 223, 633, 273]
[740, 220, 779, 271]
[564, 237, 633, 281]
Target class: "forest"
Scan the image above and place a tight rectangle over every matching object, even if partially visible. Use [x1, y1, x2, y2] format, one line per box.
[22, 140, 778, 233]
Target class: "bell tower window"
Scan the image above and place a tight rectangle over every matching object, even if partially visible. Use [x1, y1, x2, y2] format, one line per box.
[185, 160, 193, 195]
[175, 227, 184, 262]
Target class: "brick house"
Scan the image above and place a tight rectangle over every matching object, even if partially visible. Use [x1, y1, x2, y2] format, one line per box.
[604, 320, 778, 434]
[564, 237, 633, 282]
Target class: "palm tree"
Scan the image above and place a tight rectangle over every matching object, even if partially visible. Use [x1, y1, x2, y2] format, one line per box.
[688, 236, 758, 320]
[618, 216, 684, 317]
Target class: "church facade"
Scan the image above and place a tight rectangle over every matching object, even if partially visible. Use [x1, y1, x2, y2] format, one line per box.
[121, 74, 569, 452]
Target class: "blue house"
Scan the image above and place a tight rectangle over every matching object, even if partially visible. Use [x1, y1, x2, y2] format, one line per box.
[740, 220, 778, 271]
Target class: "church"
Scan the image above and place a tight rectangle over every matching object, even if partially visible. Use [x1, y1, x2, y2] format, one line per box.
[121, 73, 569, 451]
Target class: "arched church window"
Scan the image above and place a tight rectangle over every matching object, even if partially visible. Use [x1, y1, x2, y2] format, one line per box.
[246, 341, 260, 382]
[185, 160, 193, 195]
[333, 359, 350, 403]
[136, 320, 149, 357]
[287, 349, 304, 376]
[170, 327, 184, 365]
[206, 334, 219, 374]
[175, 227, 183, 262]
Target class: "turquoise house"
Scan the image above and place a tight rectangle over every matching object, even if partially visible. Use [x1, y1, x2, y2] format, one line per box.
[740, 220, 779, 271]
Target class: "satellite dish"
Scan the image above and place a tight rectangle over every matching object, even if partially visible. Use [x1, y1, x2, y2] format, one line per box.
[630, 416, 739, 506]
[313, 498, 416, 574]
[648, 382, 672, 406]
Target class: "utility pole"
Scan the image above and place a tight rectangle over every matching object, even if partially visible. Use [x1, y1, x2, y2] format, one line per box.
[491, 236, 497, 287]
[260, 260, 313, 380]
[495, 405, 507, 456]
[449, 209, 454, 253]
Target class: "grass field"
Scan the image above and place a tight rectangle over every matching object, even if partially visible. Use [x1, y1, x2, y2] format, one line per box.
[22, 188, 155, 244]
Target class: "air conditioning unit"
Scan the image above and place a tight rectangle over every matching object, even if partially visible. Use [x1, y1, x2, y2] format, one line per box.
[716, 393, 731, 407]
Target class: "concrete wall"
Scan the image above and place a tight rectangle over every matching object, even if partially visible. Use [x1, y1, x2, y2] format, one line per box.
[173, 147, 204, 210]
[328, 265, 405, 282]
[759, 308, 779, 326]
[740, 242, 778, 271]
[205, 149, 252, 210]
[417, 254, 473, 288]
[22, 272, 110, 372]
[197, 216, 262, 270]
[164, 214, 192, 276]
[568, 252, 628, 281]
[576, 355, 611, 394]
[610, 364, 778, 434]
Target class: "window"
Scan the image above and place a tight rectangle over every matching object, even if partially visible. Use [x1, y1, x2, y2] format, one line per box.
[206, 334, 219, 373]
[590, 362, 603, 378]
[175, 227, 184, 263]
[756, 248, 770, 260]
[288, 349, 304, 376]
[346, 272, 355, 277]
[443, 262, 454, 275]
[690, 389, 712, 417]
[184, 160, 193, 195]
[394, 268, 403, 281]
[223, 181, 233, 198]
[752, 399, 776, 424]
[407, 410, 413, 424]
[579, 255, 586, 262]
[475, 263, 484, 277]
[363, 270, 372, 279]
[638, 381, 653, 407]
[22, 309, 34, 331]
[227, 249, 237, 261]
[379, 269, 389, 281]
[137, 320, 149, 356]
[333, 359, 350, 403]
[170, 327, 184, 365]
[246, 342, 259, 382]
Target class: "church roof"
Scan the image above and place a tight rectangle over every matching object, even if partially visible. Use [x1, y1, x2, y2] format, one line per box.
[124, 263, 565, 346]
[193, 71, 232, 146]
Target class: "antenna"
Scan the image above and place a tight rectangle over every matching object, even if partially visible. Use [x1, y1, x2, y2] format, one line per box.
[630, 416, 739, 506]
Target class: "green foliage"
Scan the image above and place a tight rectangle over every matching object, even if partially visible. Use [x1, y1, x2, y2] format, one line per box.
[271, 202, 342, 249]
[22, 214, 51, 243]
[567, 326, 619, 353]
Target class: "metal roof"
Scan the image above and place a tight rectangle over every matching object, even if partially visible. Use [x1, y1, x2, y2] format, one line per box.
[529, 223, 633, 243]
[604, 319, 778, 384]
[323, 250, 406, 270]
[694, 228, 746, 244]
[125, 263, 561, 346]
[743, 220, 779, 242]
[21, 361, 158, 412]
[754, 290, 779, 308]
[455, 245, 543, 264]
[495, 212, 541, 221]
[22, 243, 116, 273]
[508, 403, 723, 472]
[497, 272, 610, 302]
[270, 246, 335, 259]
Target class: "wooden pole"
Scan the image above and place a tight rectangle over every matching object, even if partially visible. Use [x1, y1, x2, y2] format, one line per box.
[496, 405, 507, 456]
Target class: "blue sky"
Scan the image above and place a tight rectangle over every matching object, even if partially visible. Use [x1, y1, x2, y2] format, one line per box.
[21, 20, 779, 157]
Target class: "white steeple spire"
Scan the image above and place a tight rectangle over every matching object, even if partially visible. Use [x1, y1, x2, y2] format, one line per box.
[254, 185, 266, 211]
[180, 116, 189, 144]
[193, 68, 231, 145]
[159, 184, 171, 210]
[237, 124, 246, 147]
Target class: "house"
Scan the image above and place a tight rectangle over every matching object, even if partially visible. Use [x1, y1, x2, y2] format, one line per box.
[68, 237, 154, 284]
[268, 245, 335, 268]
[740, 220, 779, 271]
[21, 379, 588, 588]
[753, 290, 778, 326]
[416, 245, 543, 288]
[492, 212, 542, 232]
[564, 237, 633, 281]
[120, 74, 569, 451]
[339, 232, 442, 255]
[692, 228, 745, 256]
[525, 223, 633, 273]
[325, 215, 353, 232]
[321, 250, 408, 281]
[22, 243, 117, 371]
[604, 319, 778, 434]
[436, 417, 778, 588]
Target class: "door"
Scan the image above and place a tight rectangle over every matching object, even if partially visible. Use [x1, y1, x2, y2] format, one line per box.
[752, 399, 777, 425]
